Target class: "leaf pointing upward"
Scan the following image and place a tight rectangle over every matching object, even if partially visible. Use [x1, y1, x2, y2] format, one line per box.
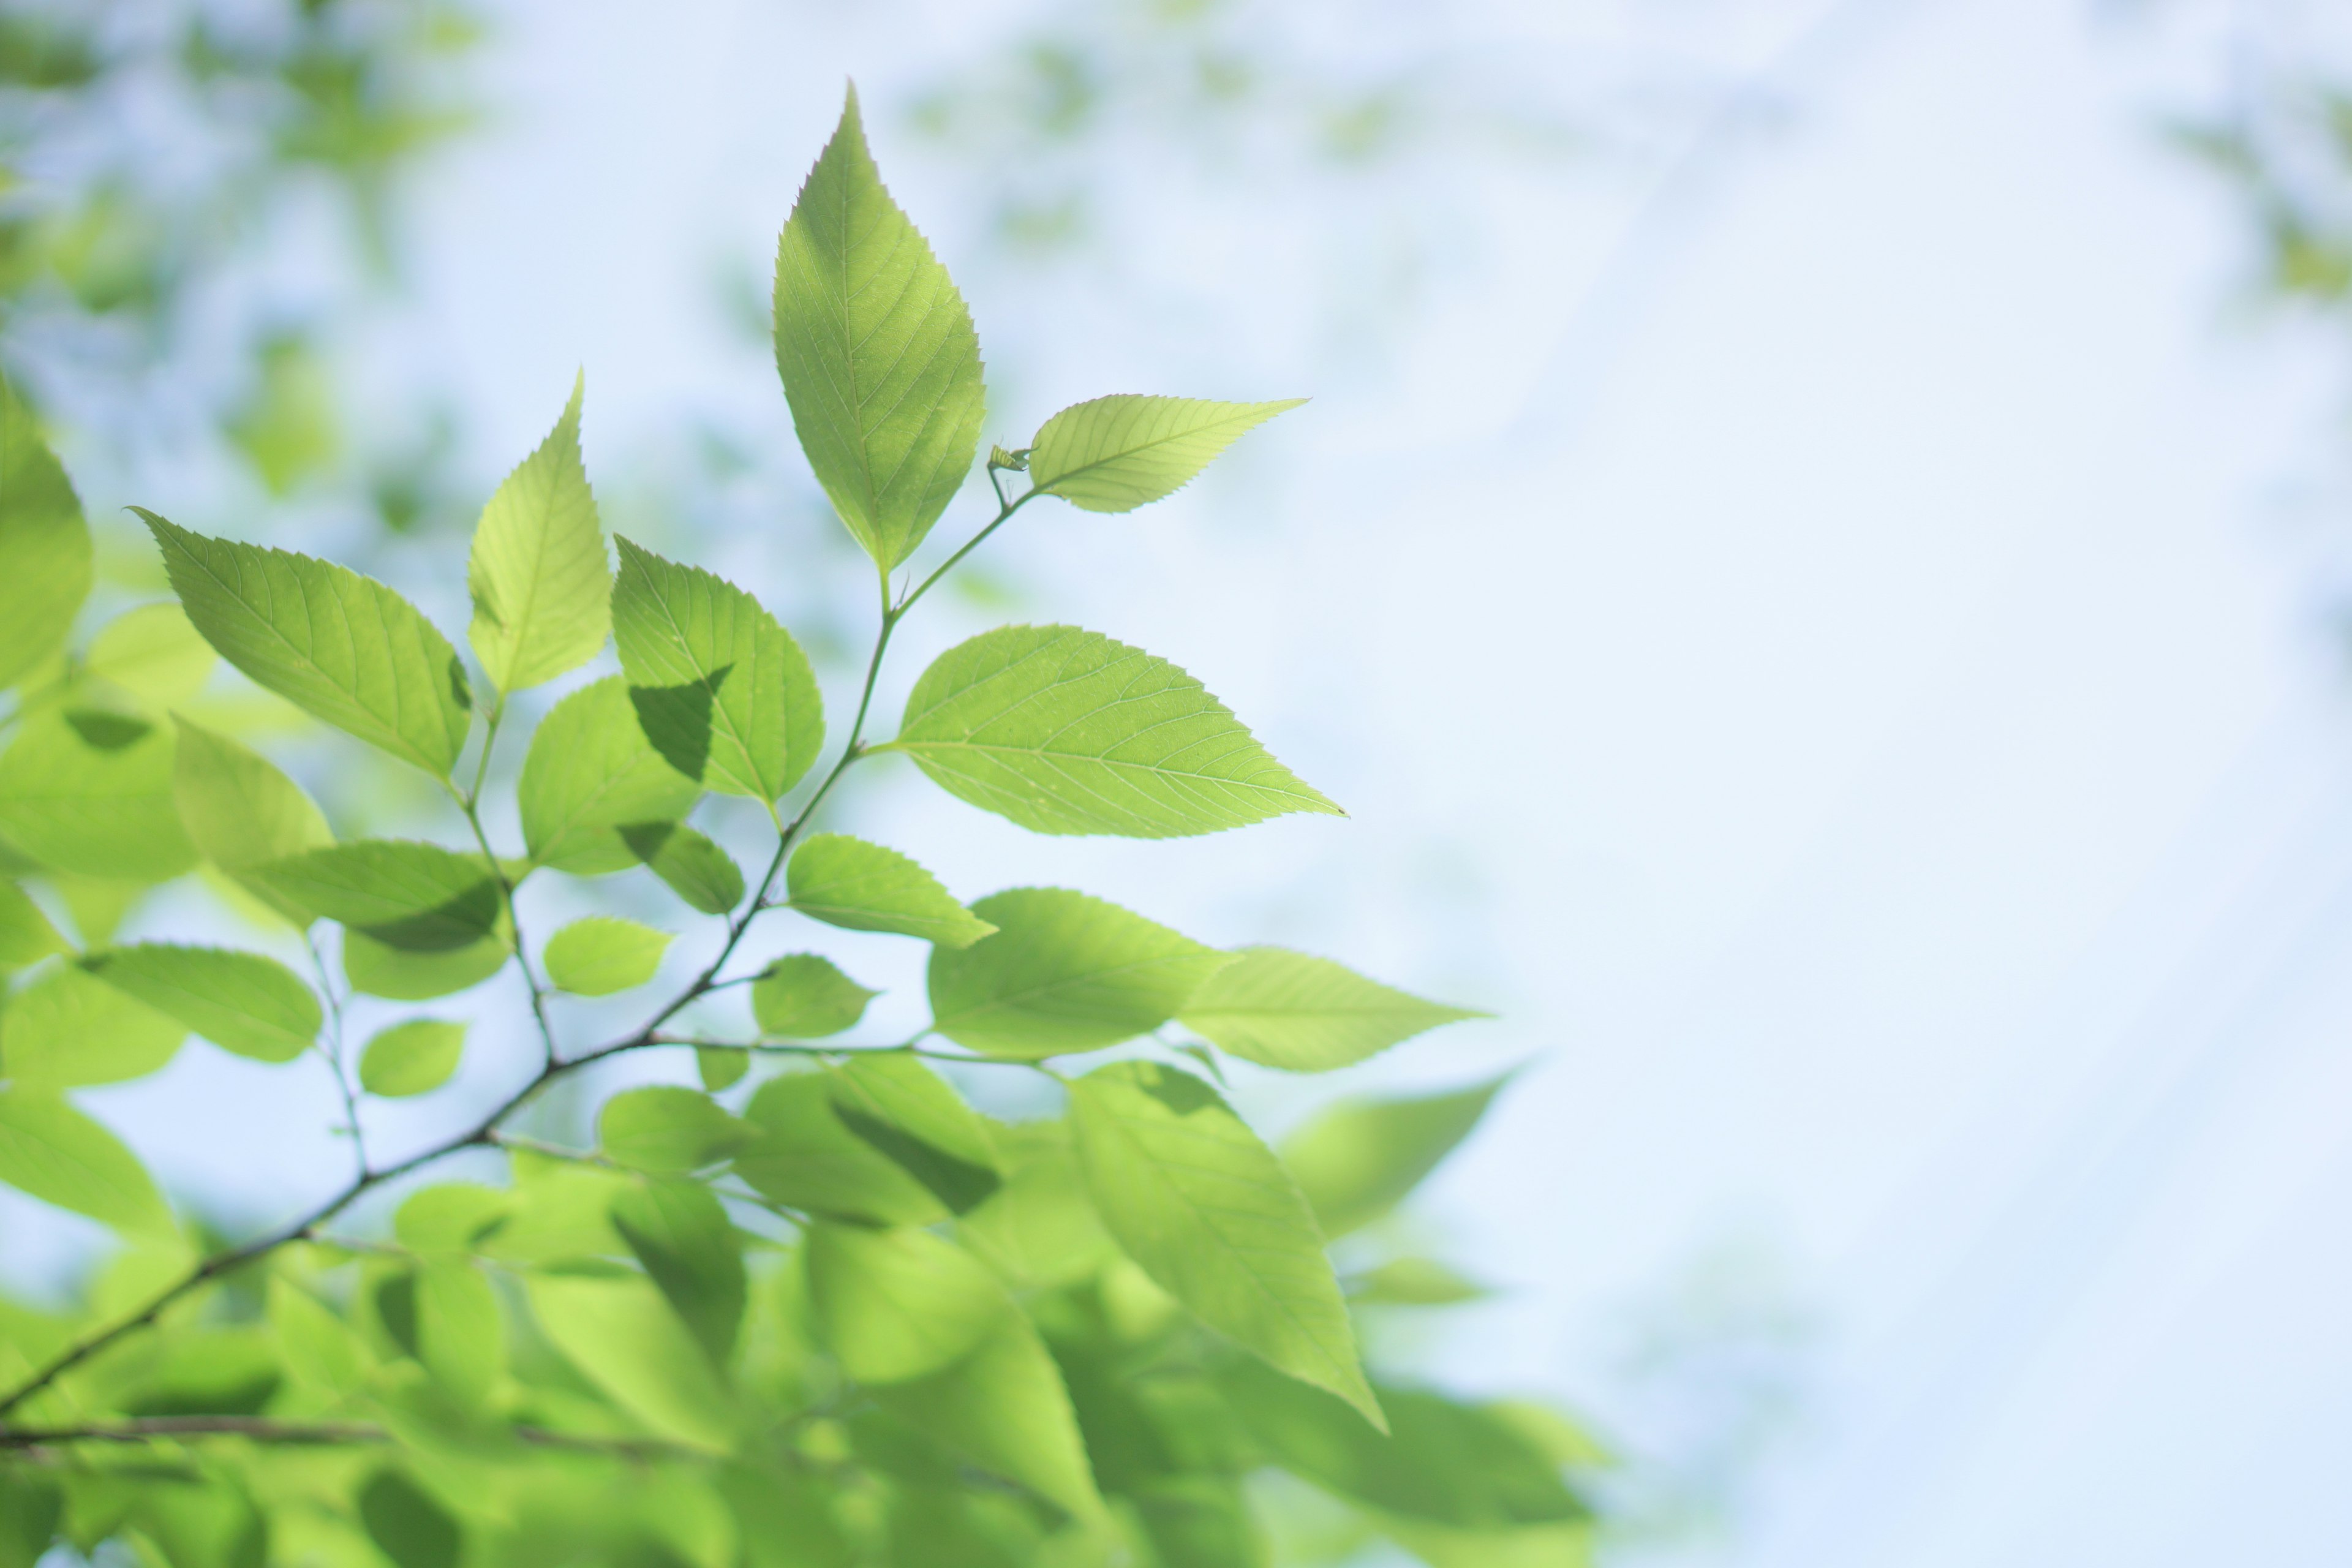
[1027, 394, 1303, 513]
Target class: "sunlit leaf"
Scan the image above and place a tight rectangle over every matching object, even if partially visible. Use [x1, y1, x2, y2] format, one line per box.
[774, 85, 985, 571]
[1348, 1257, 1491, 1307]
[598, 1085, 752, 1175]
[518, 676, 699, 875]
[785, 833, 995, 947]
[1027, 394, 1302, 514]
[1280, 1076, 1508, 1240]
[415, 1257, 503, 1408]
[0, 880, 68, 966]
[0, 1087, 173, 1236]
[268, 1277, 373, 1399]
[0, 709, 197, 880]
[170, 716, 334, 925]
[82, 943, 320, 1063]
[1177, 948, 1484, 1072]
[467, 373, 611, 693]
[359, 1469, 462, 1568]
[886, 625, 1339, 838]
[827, 1054, 1000, 1213]
[358, 1019, 466, 1098]
[752, 953, 876, 1039]
[733, 1072, 944, 1227]
[956, 1118, 1118, 1293]
[250, 840, 502, 952]
[0, 962, 184, 1087]
[0, 372, 92, 690]
[620, 820, 744, 914]
[611, 1177, 745, 1370]
[344, 929, 508, 1001]
[526, 1272, 736, 1451]
[86, 603, 214, 709]
[543, 915, 670, 997]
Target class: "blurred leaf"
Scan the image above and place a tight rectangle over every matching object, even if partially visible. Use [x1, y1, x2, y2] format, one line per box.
[773, 85, 985, 571]
[885, 625, 1338, 837]
[85, 603, 214, 709]
[1348, 1257, 1491, 1306]
[526, 1272, 736, 1451]
[0, 709, 197, 880]
[170, 716, 334, 924]
[785, 833, 995, 947]
[956, 1118, 1118, 1292]
[697, 1047, 747, 1091]
[268, 1276, 372, 1399]
[1280, 1076, 1507, 1240]
[0, 1087, 173, 1235]
[612, 537, 823, 801]
[82, 943, 320, 1063]
[1178, 948, 1483, 1071]
[227, 333, 337, 496]
[1027, 394, 1302, 513]
[359, 1019, 466, 1098]
[827, 1054, 1000, 1213]
[0, 372, 92, 690]
[734, 1072, 945, 1226]
[752, 954, 876, 1039]
[612, 1177, 746, 1370]
[0, 880, 68, 965]
[1069, 1060, 1379, 1428]
[927, 888, 1226, 1058]
[622, 821, 744, 914]
[251, 840, 501, 951]
[142, 510, 473, 777]
[519, 676, 699, 875]
[599, 1085, 753, 1175]
[415, 1257, 502, 1406]
[344, 928, 507, 1001]
[0, 962, 184, 1087]
[467, 372, 610, 693]
[359, 1469, 462, 1568]
[543, 915, 670, 996]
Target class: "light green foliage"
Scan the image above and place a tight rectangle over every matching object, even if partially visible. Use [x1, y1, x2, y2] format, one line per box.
[1177, 947, 1485, 1071]
[518, 676, 700, 873]
[886, 625, 1340, 837]
[0, 709, 197, 880]
[1071, 1060, 1381, 1427]
[0, 373, 92, 690]
[751, 952, 877, 1038]
[785, 832, 995, 946]
[611, 537, 823, 802]
[928, 888, 1229, 1057]
[1281, 1076, 1508, 1240]
[0, 110, 1588, 1568]
[1028, 394, 1304, 513]
[81, 943, 320, 1063]
[141, 511, 473, 777]
[0, 963, 184, 1087]
[467, 374, 611, 693]
[543, 915, 671, 996]
[358, 1019, 467, 1098]
[774, 88, 986, 571]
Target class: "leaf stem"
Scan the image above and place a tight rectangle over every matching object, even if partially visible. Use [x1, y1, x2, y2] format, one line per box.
[304, 932, 366, 1177]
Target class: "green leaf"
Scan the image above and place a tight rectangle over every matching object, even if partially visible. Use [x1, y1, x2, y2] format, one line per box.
[1175, 948, 1485, 1072]
[0, 709, 197, 880]
[598, 1085, 753, 1174]
[752, 953, 876, 1039]
[268, 1277, 373, 1398]
[0, 372, 92, 690]
[1027, 394, 1303, 514]
[525, 1272, 736, 1451]
[620, 821, 744, 914]
[0, 881, 67, 967]
[543, 915, 671, 996]
[1349, 1257, 1491, 1307]
[611, 1177, 745, 1370]
[170, 716, 334, 925]
[81, 944, 320, 1063]
[697, 1047, 747, 1091]
[415, 1258, 503, 1408]
[1280, 1076, 1508, 1240]
[249, 840, 502, 951]
[140, 510, 472, 776]
[827, 1055, 1000, 1213]
[0, 1087, 173, 1236]
[926, 888, 1227, 1058]
[785, 833, 995, 947]
[86, 603, 215, 709]
[358, 1469, 462, 1568]
[344, 930, 508, 1001]
[955, 1118, 1118, 1293]
[518, 676, 699, 874]
[467, 373, 611, 693]
[1068, 1060, 1379, 1428]
[773, 85, 985, 571]
[358, 1019, 466, 1098]
[1216, 1356, 1585, 1530]
[611, 537, 823, 801]
[807, 1223, 1101, 1518]
[0, 963, 184, 1088]
[733, 1072, 944, 1226]
[886, 625, 1340, 838]
[395, 1183, 511, 1253]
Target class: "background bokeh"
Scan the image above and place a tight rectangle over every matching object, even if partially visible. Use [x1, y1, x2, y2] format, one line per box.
[9, 0, 2352, 1562]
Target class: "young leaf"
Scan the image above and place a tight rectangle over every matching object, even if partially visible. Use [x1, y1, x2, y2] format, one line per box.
[885, 625, 1340, 838]
[926, 888, 1227, 1058]
[140, 511, 473, 777]
[0, 963, 185, 1088]
[956, 1119, 1120, 1293]
[358, 1019, 467, 1098]
[344, 931, 508, 1002]
[620, 821, 744, 914]
[785, 833, 995, 948]
[358, 1471, 462, 1568]
[0, 709, 197, 880]
[171, 716, 334, 925]
[752, 954, 877, 1039]
[249, 840, 502, 951]
[467, 373, 611, 693]
[1068, 1060, 1381, 1428]
[0, 881, 69, 967]
[610, 537, 823, 801]
[1349, 1257, 1491, 1307]
[733, 1072, 945, 1227]
[1027, 394, 1303, 513]
[542, 916, 671, 997]
[827, 1054, 1000, 1213]
[86, 603, 215, 709]
[0, 372, 92, 690]
[415, 1258, 504, 1408]
[696, 1047, 747, 1091]
[598, 1086, 753, 1174]
[518, 676, 699, 874]
[395, 1183, 511, 1253]
[611, 1177, 746, 1370]
[268, 1278, 373, 1398]
[1176, 948, 1485, 1072]
[0, 1088, 174, 1237]
[1280, 1076, 1509, 1240]
[525, 1272, 736, 1452]
[773, 86, 985, 571]
[81, 944, 321, 1063]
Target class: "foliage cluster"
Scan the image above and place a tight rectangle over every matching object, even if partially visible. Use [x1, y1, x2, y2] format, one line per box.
[0, 91, 1591, 1567]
